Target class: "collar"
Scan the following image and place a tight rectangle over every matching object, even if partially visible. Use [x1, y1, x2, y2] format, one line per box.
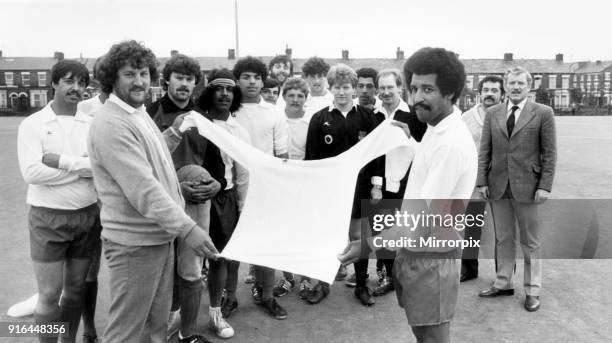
[109, 93, 146, 114]
[429, 106, 463, 134]
[241, 96, 275, 109]
[328, 103, 357, 113]
[40, 100, 91, 124]
[507, 98, 528, 113]
[376, 98, 410, 117]
[160, 94, 194, 113]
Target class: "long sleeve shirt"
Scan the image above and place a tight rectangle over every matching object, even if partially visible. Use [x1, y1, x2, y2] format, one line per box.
[305, 104, 384, 186]
[17, 101, 97, 209]
[88, 94, 197, 246]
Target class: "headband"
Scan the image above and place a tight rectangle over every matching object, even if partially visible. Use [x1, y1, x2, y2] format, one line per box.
[209, 78, 236, 87]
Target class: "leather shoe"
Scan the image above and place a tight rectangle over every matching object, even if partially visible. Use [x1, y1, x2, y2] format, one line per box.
[372, 278, 394, 296]
[524, 295, 540, 312]
[307, 282, 330, 304]
[460, 273, 477, 282]
[354, 286, 375, 306]
[479, 287, 514, 297]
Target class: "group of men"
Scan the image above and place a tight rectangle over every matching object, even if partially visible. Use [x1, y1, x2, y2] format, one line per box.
[15, 38, 556, 343]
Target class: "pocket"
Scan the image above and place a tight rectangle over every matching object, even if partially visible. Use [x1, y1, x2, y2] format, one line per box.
[532, 164, 542, 174]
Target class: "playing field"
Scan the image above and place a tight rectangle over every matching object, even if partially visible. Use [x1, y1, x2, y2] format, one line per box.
[1, 116, 611, 342]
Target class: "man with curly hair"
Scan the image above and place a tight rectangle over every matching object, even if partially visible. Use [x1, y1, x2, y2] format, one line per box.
[268, 54, 293, 111]
[301, 56, 334, 117]
[88, 40, 218, 343]
[147, 54, 226, 342]
[196, 68, 250, 331]
[306, 63, 384, 306]
[340, 47, 477, 343]
[232, 55, 289, 319]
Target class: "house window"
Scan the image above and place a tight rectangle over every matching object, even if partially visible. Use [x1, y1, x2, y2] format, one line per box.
[548, 75, 557, 89]
[30, 90, 48, 108]
[5, 72, 13, 86]
[21, 72, 31, 87]
[534, 75, 542, 89]
[562, 75, 570, 89]
[38, 72, 47, 87]
[605, 72, 611, 81]
[466, 75, 474, 90]
[0, 91, 7, 108]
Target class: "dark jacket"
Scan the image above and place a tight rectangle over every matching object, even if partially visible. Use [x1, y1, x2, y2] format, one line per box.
[147, 95, 226, 189]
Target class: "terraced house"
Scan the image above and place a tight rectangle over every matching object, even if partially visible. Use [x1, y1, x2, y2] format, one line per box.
[1, 47, 610, 114]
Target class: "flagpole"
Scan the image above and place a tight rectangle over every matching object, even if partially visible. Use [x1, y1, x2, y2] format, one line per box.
[235, 0, 240, 58]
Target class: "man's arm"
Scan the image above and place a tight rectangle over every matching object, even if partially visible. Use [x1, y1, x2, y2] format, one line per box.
[91, 118, 197, 237]
[272, 110, 289, 158]
[476, 108, 493, 197]
[304, 112, 322, 161]
[537, 107, 557, 192]
[17, 120, 79, 185]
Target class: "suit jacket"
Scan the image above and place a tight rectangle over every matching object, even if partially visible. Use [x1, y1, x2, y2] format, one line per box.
[476, 100, 557, 202]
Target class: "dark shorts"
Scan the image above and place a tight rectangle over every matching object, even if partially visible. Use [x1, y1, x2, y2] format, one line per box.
[393, 250, 460, 326]
[209, 188, 239, 251]
[29, 203, 101, 262]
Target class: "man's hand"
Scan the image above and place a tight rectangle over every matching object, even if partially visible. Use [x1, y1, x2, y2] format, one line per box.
[42, 153, 60, 169]
[534, 189, 550, 203]
[172, 112, 193, 133]
[181, 181, 205, 204]
[338, 240, 362, 266]
[477, 186, 489, 199]
[370, 186, 382, 204]
[391, 120, 411, 139]
[192, 179, 221, 202]
[185, 225, 220, 259]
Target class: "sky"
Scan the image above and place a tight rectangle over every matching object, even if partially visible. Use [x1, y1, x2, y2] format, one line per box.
[1, 0, 611, 62]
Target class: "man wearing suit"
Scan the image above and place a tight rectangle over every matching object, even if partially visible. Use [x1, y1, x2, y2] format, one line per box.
[477, 67, 557, 312]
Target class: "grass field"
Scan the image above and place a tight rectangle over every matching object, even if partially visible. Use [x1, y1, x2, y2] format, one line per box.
[0, 116, 611, 342]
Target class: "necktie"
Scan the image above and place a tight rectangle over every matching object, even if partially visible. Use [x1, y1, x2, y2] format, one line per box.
[507, 105, 518, 137]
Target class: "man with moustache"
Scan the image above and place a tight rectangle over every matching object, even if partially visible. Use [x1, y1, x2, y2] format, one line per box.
[302, 56, 334, 118]
[18, 59, 98, 343]
[147, 54, 226, 342]
[340, 47, 477, 343]
[478, 67, 557, 313]
[371, 68, 427, 297]
[306, 63, 383, 306]
[196, 68, 250, 338]
[232, 56, 289, 320]
[88, 40, 218, 342]
[269, 54, 293, 111]
[354, 67, 381, 110]
[459, 75, 504, 282]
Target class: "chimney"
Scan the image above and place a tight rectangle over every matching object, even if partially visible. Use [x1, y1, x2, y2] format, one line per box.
[596, 60, 602, 65]
[54, 51, 64, 60]
[503, 53, 513, 62]
[285, 45, 292, 59]
[342, 49, 349, 60]
[555, 53, 563, 62]
[396, 47, 404, 60]
[228, 49, 236, 60]
[170, 50, 179, 57]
